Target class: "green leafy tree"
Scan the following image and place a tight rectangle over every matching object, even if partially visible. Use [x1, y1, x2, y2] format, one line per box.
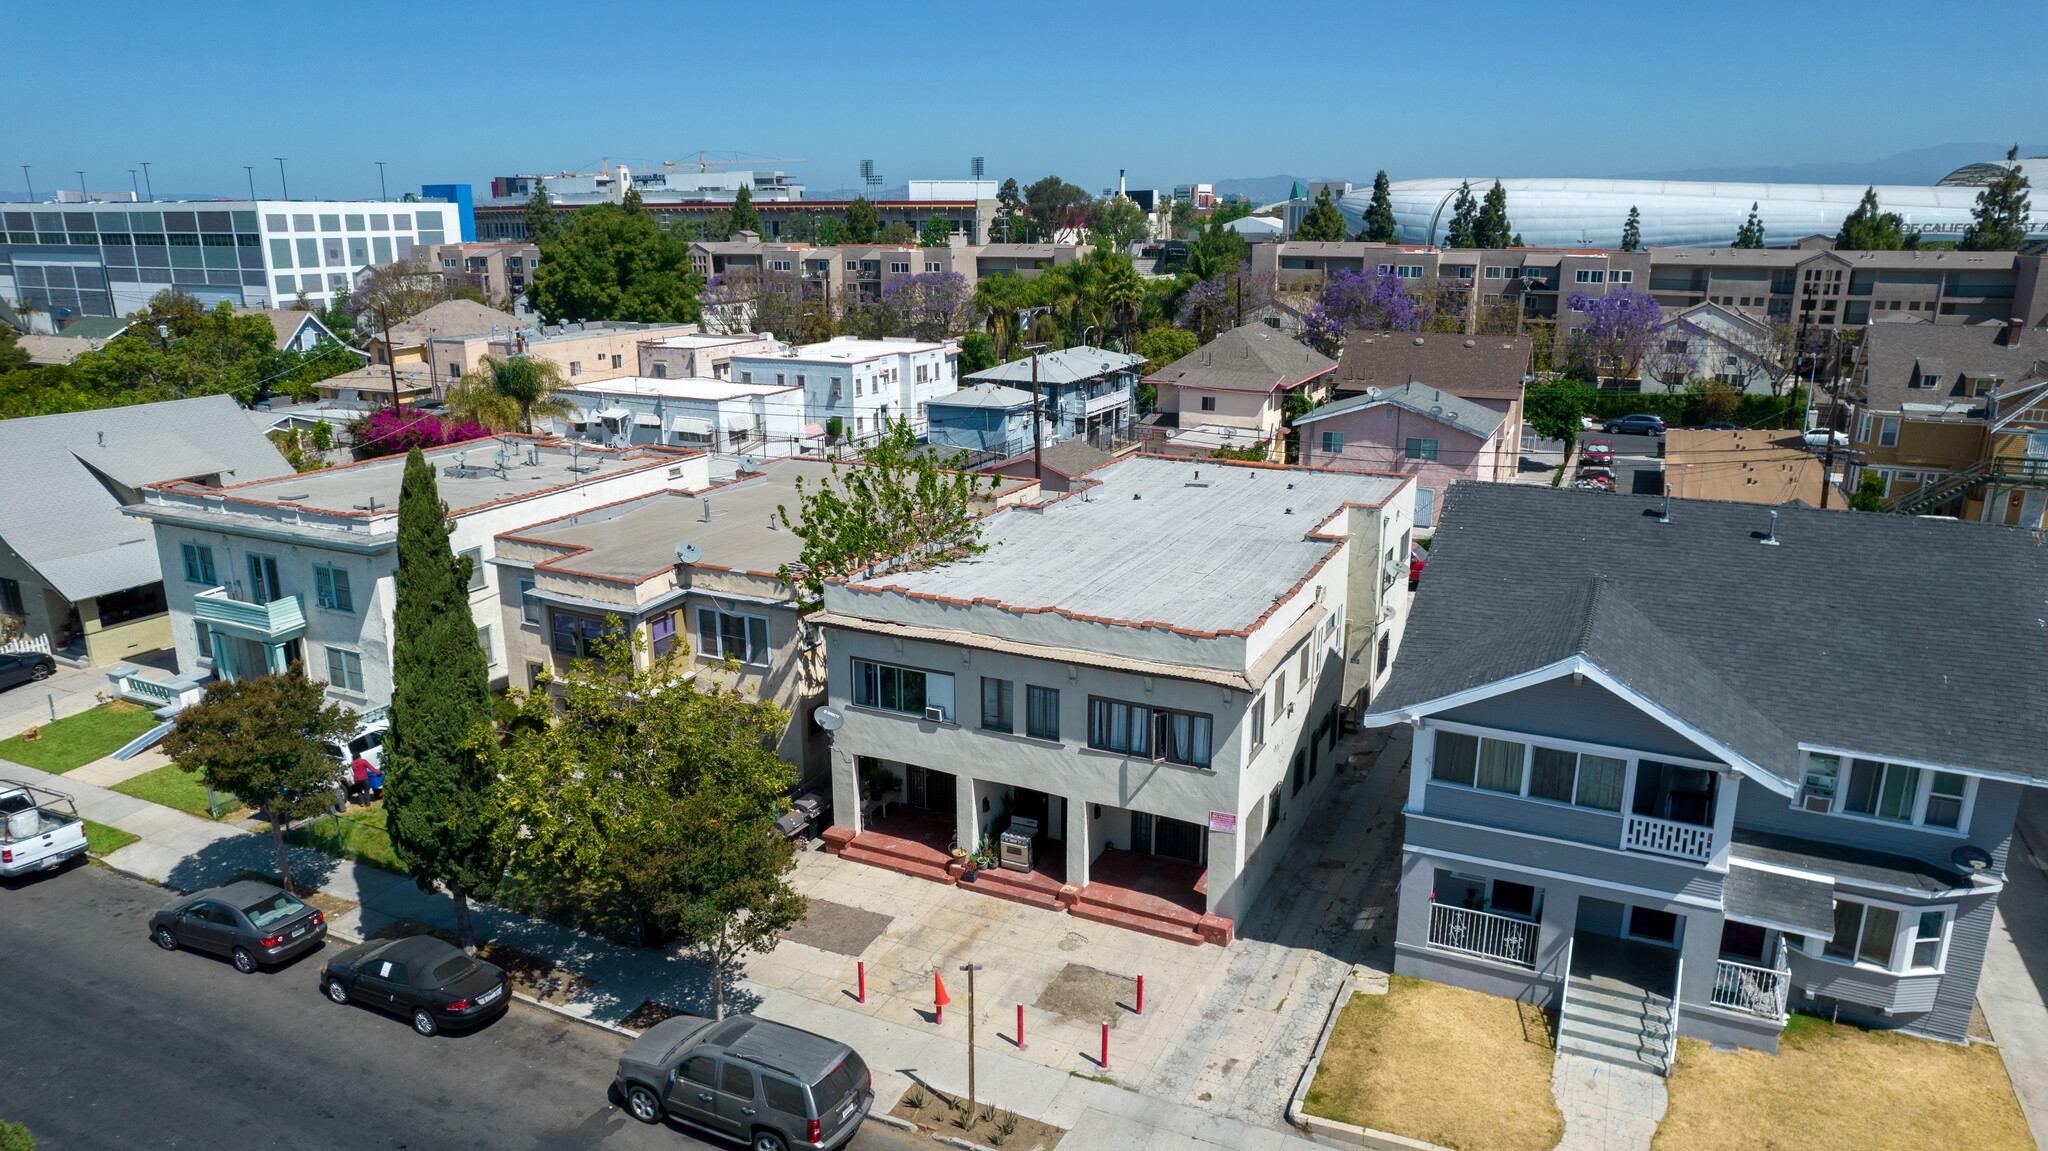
[1170, 199, 1198, 238]
[1835, 187, 1906, 250]
[1960, 146, 2032, 252]
[1138, 324, 1198, 376]
[126, 287, 207, 341]
[622, 186, 644, 213]
[1443, 182, 1479, 248]
[1359, 171, 1399, 242]
[0, 324, 28, 374]
[876, 221, 914, 245]
[161, 670, 356, 891]
[775, 419, 999, 604]
[699, 209, 734, 242]
[1733, 204, 1766, 248]
[1621, 206, 1642, 252]
[844, 196, 880, 244]
[958, 331, 997, 374]
[920, 214, 952, 248]
[996, 178, 1025, 242]
[0, 1121, 34, 1151]
[729, 185, 759, 235]
[1295, 186, 1347, 242]
[1085, 247, 1147, 349]
[817, 216, 841, 245]
[493, 628, 801, 1011]
[1848, 472, 1887, 512]
[1025, 176, 1091, 242]
[781, 211, 817, 243]
[1208, 199, 1254, 227]
[1087, 196, 1150, 249]
[1524, 377, 1598, 448]
[384, 448, 501, 952]
[663, 216, 701, 244]
[1186, 220, 1250, 283]
[531, 203, 704, 324]
[1474, 181, 1514, 248]
[445, 355, 581, 432]
[524, 179, 557, 245]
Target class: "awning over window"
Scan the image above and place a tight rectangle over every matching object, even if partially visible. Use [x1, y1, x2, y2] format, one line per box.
[668, 415, 714, 435]
[1723, 862, 1835, 939]
[633, 412, 662, 427]
[802, 422, 825, 437]
[595, 406, 632, 420]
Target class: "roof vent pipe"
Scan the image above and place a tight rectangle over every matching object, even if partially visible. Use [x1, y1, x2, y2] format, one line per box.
[1660, 484, 1672, 524]
[702, 497, 712, 521]
[1760, 510, 1780, 546]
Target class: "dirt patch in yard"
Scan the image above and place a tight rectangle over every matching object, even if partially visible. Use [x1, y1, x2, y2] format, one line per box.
[1032, 963, 1136, 1026]
[779, 898, 892, 957]
[367, 917, 592, 1006]
[889, 1083, 1064, 1151]
[620, 1000, 694, 1031]
[1653, 1012, 2032, 1151]
[1305, 975, 1562, 1151]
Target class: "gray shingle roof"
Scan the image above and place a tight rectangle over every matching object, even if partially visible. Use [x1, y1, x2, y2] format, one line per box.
[1369, 482, 2048, 785]
[386, 299, 523, 345]
[1722, 861, 1837, 937]
[0, 395, 293, 602]
[1146, 326, 1335, 393]
[966, 345, 1144, 387]
[1292, 381, 1506, 440]
[927, 383, 1035, 410]
[1332, 332, 1531, 400]
[1857, 321, 2043, 414]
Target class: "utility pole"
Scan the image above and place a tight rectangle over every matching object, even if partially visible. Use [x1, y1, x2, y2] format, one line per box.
[244, 166, 256, 201]
[376, 161, 388, 201]
[376, 304, 403, 413]
[139, 162, 153, 202]
[274, 157, 289, 201]
[960, 964, 981, 1122]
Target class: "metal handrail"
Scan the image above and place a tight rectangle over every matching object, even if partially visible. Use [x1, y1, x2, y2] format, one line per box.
[1428, 902, 1539, 968]
[1710, 957, 1792, 1019]
[1665, 957, 1683, 1075]
[1555, 936, 1575, 1045]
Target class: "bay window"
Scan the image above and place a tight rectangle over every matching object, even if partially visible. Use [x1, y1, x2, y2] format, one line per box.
[1819, 898, 1950, 974]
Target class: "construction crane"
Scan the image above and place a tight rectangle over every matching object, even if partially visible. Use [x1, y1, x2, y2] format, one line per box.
[663, 151, 807, 173]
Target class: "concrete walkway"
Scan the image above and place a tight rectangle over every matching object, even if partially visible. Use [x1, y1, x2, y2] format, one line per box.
[0, 650, 177, 740]
[1549, 1054, 1666, 1151]
[1980, 790, 2048, 1151]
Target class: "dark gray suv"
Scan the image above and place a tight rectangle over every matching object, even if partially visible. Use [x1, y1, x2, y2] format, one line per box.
[615, 1014, 872, 1151]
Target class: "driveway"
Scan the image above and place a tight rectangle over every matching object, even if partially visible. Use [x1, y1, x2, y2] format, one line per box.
[0, 652, 169, 739]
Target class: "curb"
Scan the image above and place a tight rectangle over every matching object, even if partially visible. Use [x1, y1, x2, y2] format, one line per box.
[935, 1137, 1002, 1151]
[1285, 971, 1451, 1151]
[323, 921, 641, 1042]
[866, 1113, 917, 1132]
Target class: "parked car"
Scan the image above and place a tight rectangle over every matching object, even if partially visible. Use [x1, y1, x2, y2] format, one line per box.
[1802, 428, 1850, 448]
[1580, 440, 1614, 465]
[0, 780, 88, 877]
[1603, 414, 1666, 436]
[615, 1013, 873, 1151]
[149, 880, 328, 973]
[0, 652, 56, 692]
[321, 934, 509, 1037]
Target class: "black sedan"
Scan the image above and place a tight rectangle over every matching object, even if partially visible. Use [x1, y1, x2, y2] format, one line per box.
[149, 880, 328, 973]
[0, 652, 56, 691]
[322, 934, 511, 1037]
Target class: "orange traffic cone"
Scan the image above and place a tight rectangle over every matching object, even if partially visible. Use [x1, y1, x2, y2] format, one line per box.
[934, 972, 951, 1024]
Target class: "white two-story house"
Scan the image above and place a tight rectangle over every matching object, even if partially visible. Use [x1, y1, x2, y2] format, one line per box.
[728, 336, 959, 443]
[1365, 483, 2048, 1070]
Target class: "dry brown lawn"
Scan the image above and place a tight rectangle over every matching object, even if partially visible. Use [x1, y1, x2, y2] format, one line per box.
[1654, 1013, 2033, 1151]
[1305, 975, 1563, 1151]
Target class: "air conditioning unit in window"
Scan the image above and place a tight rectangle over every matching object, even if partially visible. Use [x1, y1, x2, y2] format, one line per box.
[1799, 787, 1834, 813]
[924, 706, 945, 723]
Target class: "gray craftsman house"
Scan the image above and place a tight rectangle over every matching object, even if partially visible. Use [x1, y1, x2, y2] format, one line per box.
[1365, 483, 2047, 1072]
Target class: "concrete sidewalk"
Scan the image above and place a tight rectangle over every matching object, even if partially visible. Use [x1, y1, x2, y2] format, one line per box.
[0, 650, 178, 740]
[1980, 790, 2048, 1151]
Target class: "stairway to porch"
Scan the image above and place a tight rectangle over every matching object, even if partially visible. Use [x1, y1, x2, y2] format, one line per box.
[835, 809, 955, 884]
[1558, 934, 1678, 1076]
[1070, 848, 1208, 946]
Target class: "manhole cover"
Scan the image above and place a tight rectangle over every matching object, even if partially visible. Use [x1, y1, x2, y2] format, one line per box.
[1057, 931, 1089, 952]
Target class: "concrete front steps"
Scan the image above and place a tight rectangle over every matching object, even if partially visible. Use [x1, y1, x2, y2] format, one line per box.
[1071, 882, 1206, 945]
[832, 829, 954, 884]
[962, 864, 1063, 911]
[1558, 976, 1674, 1075]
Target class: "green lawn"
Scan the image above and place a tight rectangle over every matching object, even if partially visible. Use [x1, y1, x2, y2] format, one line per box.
[286, 805, 400, 872]
[110, 764, 245, 820]
[81, 818, 140, 856]
[0, 702, 163, 772]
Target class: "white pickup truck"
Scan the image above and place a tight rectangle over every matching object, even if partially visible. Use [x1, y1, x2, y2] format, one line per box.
[0, 780, 90, 877]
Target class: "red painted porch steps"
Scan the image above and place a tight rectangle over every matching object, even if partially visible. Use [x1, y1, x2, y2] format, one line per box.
[962, 864, 1064, 911]
[1070, 882, 1206, 945]
[827, 826, 954, 885]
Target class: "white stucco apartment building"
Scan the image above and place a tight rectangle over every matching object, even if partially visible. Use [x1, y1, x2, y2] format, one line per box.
[124, 437, 709, 714]
[557, 378, 810, 459]
[727, 336, 959, 439]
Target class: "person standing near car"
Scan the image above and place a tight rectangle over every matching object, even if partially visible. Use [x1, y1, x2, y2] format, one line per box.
[350, 755, 371, 805]
[365, 760, 384, 802]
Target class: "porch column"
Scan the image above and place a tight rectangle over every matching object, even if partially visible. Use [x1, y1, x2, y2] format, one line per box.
[954, 772, 978, 855]
[828, 743, 861, 832]
[1065, 796, 1091, 888]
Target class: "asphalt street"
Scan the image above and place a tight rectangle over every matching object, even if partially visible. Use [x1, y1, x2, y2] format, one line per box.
[1579, 429, 1665, 495]
[0, 863, 925, 1151]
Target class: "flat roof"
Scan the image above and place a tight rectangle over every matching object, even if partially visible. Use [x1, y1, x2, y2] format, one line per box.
[206, 437, 688, 517]
[851, 455, 1407, 636]
[643, 333, 769, 349]
[508, 459, 845, 581]
[737, 336, 951, 365]
[571, 377, 800, 401]
[1662, 430, 1843, 507]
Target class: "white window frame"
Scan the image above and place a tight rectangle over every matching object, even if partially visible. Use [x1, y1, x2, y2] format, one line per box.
[850, 657, 955, 722]
[1320, 430, 1343, 455]
[1804, 894, 1955, 976]
[1610, 270, 1633, 284]
[696, 606, 771, 667]
[1797, 749, 1978, 835]
[461, 547, 486, 592]
[519, 577, 540, 626]
[1855, 411, 1873, 442]
[1878, 417, 1900, 447]
[1423, 718, 1726, 819]
[324, 646, 365, 694]
[477, 624, 497, 666]
[1574, 269, 1605, 284]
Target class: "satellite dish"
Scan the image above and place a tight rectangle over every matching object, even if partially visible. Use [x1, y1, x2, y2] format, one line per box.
[741, 454, 759, 472]
[1364, 386, 1382, 399]
[813, 706, 844, 731]
[453, 450, 467, 468]
[1952, 845, 1993, 873]
[674, 542, 702, 565]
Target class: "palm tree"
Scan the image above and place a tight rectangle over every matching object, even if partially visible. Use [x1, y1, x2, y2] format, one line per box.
[445, 355, 580, 433]
[1086, 250, 1145, 352]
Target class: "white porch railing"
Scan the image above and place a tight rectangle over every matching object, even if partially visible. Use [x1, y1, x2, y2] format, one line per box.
[0, 632, 51, 655]
[1428, 902, 1538, 968]
[1711, 958, 1791, 1020]
[1623, 813, 1716, 863]
[1664, 957, 1684, 1075]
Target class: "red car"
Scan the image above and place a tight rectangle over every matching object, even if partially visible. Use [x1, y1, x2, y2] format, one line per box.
[1580, 441, 1614, 465]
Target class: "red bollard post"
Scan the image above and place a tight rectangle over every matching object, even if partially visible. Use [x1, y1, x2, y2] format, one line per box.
[1100, 1021, 1109, 1069]
[858, 961, 866, 1004]
[1136, 974, 1144, 1015]
[1017, 1003, 1026, 1049]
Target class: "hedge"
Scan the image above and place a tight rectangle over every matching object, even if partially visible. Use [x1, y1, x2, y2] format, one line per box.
[1585, 386, 1806, 431]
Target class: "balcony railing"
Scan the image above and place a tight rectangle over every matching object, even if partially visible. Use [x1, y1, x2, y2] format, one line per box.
[1427, 902, 1538, 968]
[1623, 813, 1715, 863]
[193, 587, 306, 639]
[1711, 958, 1791, 1020]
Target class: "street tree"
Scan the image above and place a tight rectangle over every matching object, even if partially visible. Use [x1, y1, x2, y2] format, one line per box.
[1086, 196, 1150, 250]
[1960, 146, 2032, 252]
[920, 214, 952, 248]
[1025, 176, 1091, 243]
[1524, 376, 1598, 448]
[729, 185, 759, 235]
[877, 221, 915, 246]
[1295, 186, 1347, 242]
[1474, 181, 1514, 248]
[1443, 182, 1479, 248]
[775, 418, 1000, 604]
[1359, 170, 1399, 243]
[996, 178, 1025, 242]
[1567, 288, 1663, 383]
[531, 203, 703, 324]
[1733, 203, 1766, 248]
[384, 448, 500, 952]
[1836, 187, 1906, 250]
[444, 354, 580, 434]
[161, 669, 356, 892]
[1621, 206, 1642, 252]
[843, 197, 879, 244]
[524, 179, 557, 246]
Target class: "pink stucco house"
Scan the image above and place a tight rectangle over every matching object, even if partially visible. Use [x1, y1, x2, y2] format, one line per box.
[1294, 382, 1509, 527]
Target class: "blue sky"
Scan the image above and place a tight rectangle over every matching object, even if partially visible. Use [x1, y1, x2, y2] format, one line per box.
[8, 0, 2045, 202]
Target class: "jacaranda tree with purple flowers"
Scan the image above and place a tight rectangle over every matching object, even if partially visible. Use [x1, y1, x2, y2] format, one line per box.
[1565, 288, 1663, 383]
[1300, 268, 1429, 355]
[844, 271, 973, 342]
[1177, 261, 1272, 343]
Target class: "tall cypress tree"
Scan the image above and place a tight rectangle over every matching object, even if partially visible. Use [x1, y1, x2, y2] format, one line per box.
[731, 185, 760, 235]
[1360, 170, 1399, 242]
[1960, 146, 2031, 252]
[1296, 186, 1347, 242]
[1444, 182, 1479, 248]
[1733, 203, 1766, 249]
[524, 179, 556, 246]
[1620, 206, 1642, 252]
[384, 448, 498, 952]
[1474, 181, 1514, 248]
